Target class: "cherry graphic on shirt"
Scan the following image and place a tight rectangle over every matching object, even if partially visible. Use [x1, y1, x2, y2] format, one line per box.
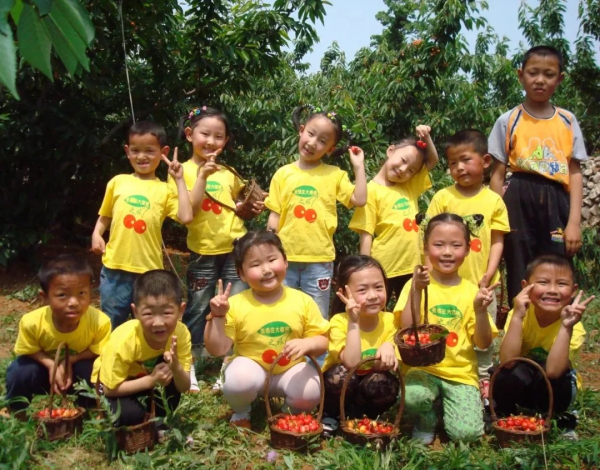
[133, 219, 147, 234]
[470, 239, 482, 252]
[212, 203, 222, 215]
[304, 209, 317, 223]
[278, 355, 291, 367]
[446, 332, 459, 347]
[294, 205, 306, 218]
[262, 349, 278, 364]
[123, 214, 136, 228]
[403, 218, 413, 231]
[202, 199, 212, 212]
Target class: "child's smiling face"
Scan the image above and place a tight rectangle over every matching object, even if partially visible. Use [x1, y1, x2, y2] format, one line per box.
[523, 263, 576, 316]
[43, 273, 92, 332]
[297, 116, 337, 164]
[239, 244, 288, 295]
[384, 145, 423, 183]
[186, 116, 229, 161]
[125, 133, 167, 179]
[425, 222, 469, 275]
[133, 295, 185, 349]
[346, 266, 386, 316]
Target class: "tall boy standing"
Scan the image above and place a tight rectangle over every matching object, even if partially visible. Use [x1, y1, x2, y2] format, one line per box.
[489, 46, 587, 306]
[426, 129, 510, 402]
[91, 121, 193, 328]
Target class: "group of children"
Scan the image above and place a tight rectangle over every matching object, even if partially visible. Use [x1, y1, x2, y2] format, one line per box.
[4, 45, 595, 445]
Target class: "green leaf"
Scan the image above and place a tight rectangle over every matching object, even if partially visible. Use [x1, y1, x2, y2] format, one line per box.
[53, 0, 94, 45]
[48, 3, 89, 69]
[0, 0, 14, 14]
[42, 16, 77, 75]
[33, 0, 52, 15]
[17, 3, 53, 80]
[0, 22, 19, 99]
[10, 0, 22, 24]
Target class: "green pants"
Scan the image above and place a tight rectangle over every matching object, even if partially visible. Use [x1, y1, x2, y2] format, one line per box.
[403, 369, 484, 442]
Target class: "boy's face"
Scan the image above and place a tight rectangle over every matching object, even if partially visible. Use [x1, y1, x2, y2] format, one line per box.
[522, 263, 576, 316]
[446, 144, 490, 189]
[132, 295, 185, 348]
[518, 54, 564, 104]
[42, 274, 91, 328]
[125, 133, 169, 179]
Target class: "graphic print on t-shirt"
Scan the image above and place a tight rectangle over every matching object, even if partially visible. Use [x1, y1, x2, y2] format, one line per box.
[430, 304, 463, 348]
[292, 185, 319, 223]
[393, 197, 419, 233]
[123, 195, 150, 235]
[515, 137, 568, 178]
[463, 214, 485, 253]
[259, 321, 293, 366]
[202, 181, 224, 215]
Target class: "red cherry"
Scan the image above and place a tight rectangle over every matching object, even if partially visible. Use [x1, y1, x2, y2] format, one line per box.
[403, 218, 413, 231]
[202, 199, 212, 212]
[133, 219, 147, 234]
[294, 205, 306, 218]
[212, 203, 222, 214]
[123, 214, 136, 228]
[412, 220, 419, 232]
[304, 209, 317, 223]
[416, 140, 427, 149]
[261, 349, 278, 364]
[470, 238, 482, 252]
[446, 332, 458, 347]
[350, 146, 360, 155]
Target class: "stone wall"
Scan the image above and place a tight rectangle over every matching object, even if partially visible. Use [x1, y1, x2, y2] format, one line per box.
[582, 155, 600, 228]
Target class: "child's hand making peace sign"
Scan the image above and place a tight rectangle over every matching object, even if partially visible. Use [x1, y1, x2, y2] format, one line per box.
[209, 279, 232, 319]
[163, 147, 184, 180]
[562, 290, 595, 328]
[336, 285, 364, 323]
[163, 335, 180, 372]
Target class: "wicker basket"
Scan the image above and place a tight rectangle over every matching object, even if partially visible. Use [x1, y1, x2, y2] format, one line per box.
[489, 357, 553, 448]
[339, 358, 405, 450]
[95, 372, 157, 454]
[265, 353, 324, 452]
[495, 265, 510, 330]
[34, 342, 85, 441]
[394, 282, 448, 367]
[203, 162, 267, 221]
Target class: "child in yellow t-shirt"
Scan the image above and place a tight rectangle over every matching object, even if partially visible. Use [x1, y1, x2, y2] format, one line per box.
[204, 231, 330, 429]
[350, 125, 439, 303]
[495, 254, 594, 435]
[394, 213, 498, 444]
[321, 255, 400, 433]
[91, 121, 193, 329]
[93, 270, 192, 427]
[266, 105, 367, 320]
[426, 129, 510, 402]
[5, 255, 111, 412]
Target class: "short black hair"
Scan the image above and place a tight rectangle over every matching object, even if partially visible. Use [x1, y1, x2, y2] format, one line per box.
[127, 121, 167, 147]
[522, 45, 564, 73]
[525, 253, 575, 282]
[38, 255, 94, 293]
[233, 230, 286, 271]
[133, 270, 182, 305]
[445, 129, 488, 157]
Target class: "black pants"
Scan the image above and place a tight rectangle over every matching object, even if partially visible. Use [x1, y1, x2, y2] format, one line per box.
[491, 361, 576, 417]
[503, 173, 570, 306]
[107, 357, 181, 427]
[387, 274, 412, 306]
[323, 364, 399, 419]
[5, 356, 96, 411]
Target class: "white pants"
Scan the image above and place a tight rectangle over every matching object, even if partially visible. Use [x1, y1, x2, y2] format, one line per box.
[223, 356, 321, 414]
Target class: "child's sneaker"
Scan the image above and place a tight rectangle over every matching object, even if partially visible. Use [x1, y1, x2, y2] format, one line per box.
[412, 428, 435, 445]
[321, 416, 339, 437]
[189, 364, 200, 393]
[479, 378, 490, 407]
[212, 377, 223, 392]
[560, 429, 579, 441]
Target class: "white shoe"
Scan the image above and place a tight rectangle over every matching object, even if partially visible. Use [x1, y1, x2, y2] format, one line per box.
[412, 428, 435, 445]
[189, 364, 200, 393]
[212, 377, 223, 392]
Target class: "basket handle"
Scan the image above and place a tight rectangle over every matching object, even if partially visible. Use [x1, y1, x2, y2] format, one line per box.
[264, 353, 325, 422]
[409, 266, 429, 347]
[498, 264, 506, 313]
[95, 367, 156, 417]
[339, 357, 405, 430]
[48, 342, 69, 411]
[489, 356, 554, 426]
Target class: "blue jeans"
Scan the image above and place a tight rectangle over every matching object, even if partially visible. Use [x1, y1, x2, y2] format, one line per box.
[99, 266, 140, 329]
[184, 252, 247, 348]
[285, 262, 333, 320]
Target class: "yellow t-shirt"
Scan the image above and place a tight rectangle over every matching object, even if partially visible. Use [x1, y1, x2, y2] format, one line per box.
[99, 174, 179, 273]
[426, 185, 510, 285]
[504, 306, 585, 388]
[169, 160, 247, 255]
[265, 163, 355, 262]
[350, 169, 431, 277]
[322, 311, 399, 373]
[14, 305, 111, 358]
[394, 277, 498, 387]
[225, 287, 330, 374]
[92, 319, 192, 389]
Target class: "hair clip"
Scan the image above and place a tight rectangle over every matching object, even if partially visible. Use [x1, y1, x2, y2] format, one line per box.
[187, 106, 208, 121]
[327, 111, 338, 122]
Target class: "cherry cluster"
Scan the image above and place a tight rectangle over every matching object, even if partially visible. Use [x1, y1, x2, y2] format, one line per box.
[275, 413, 320, 433]
[497, 415, 545, 432]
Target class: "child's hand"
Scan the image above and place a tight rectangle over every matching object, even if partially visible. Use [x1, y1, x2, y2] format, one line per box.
[561, 290, 595, 328]
[197, 152, 221, 180]
[415, 125, 432, 141]
[151, 362, 173, 387]
[513, 284, 535, 318]
[250, 198, 266, 215]
[163, 335, 180, 372]
[413, 265, 430, 291]
[163, 147, 184, 180]
[336, 285, 364, 323]
[564, 222, 582, 256]
[282, 338, 311, 361]
[478, 274, 489, 289]
[374, 343, 398, 371]
[53, 360, 73, 394]
[474, 282, 501, 312]
[348, 146, 365, 168]
[91, 233, 106, 255]
[209, 279, 231, 318]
